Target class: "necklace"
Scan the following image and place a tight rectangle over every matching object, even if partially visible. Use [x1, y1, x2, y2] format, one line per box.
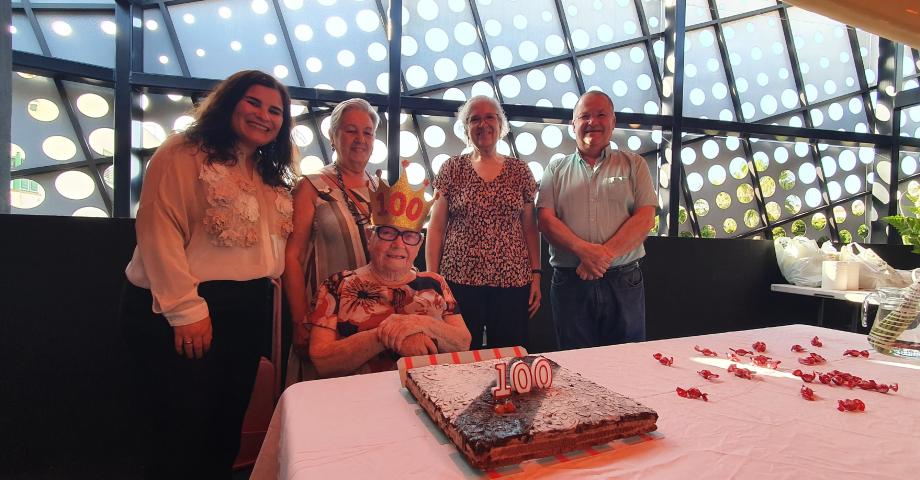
[332, 163, 370, 225]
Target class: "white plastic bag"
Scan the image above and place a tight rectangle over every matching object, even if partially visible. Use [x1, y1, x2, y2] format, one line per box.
[839, 243, 911, 290]
[774, 236, 826, 287]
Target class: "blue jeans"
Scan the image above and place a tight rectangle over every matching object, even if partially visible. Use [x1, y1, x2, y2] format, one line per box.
[550, 262, 646, 350]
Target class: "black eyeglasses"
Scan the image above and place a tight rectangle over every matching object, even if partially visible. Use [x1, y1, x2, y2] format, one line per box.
[374, 225, 423, 246]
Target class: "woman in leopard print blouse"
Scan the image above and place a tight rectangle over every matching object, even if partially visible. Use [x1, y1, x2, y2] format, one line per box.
[426, 96, 541, 350]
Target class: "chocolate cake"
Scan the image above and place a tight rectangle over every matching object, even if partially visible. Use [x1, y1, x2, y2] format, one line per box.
[406, 356, 658, 470]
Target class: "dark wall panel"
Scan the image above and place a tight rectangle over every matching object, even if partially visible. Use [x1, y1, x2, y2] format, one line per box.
[2, 215, 917, 476]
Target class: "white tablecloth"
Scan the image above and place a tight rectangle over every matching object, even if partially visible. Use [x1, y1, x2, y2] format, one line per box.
[252, 325, 920, 479]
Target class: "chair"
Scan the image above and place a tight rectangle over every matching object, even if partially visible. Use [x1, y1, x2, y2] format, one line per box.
[233, 278, 284, 470]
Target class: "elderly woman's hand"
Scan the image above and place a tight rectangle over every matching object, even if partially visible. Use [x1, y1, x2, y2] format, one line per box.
[377, 314, 428, 351]
[398, 332, 438, 356]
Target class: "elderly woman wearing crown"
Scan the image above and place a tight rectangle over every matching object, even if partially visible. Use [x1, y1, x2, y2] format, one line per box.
[308, 164, 472, 377]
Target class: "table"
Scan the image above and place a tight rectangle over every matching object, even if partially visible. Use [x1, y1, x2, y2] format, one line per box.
[771, 284, 872, 331]
[252, 325, 920, 479]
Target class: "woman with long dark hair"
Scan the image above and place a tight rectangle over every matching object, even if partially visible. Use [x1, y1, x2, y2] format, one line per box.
[120, 70, 295, 478]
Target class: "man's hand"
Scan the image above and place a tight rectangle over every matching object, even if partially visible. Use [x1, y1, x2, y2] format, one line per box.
[576, 262, 604, 280]
[398, 332, 438, 356]
[577, 242, 613, 273]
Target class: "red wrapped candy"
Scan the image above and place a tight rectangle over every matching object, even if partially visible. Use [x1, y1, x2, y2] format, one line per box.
[493, 401, 517, 414]
[791, 344, 807, 353]
[793, 369, 817, 383]
[798, 352, 827, 366]
[730, 348, 755, 356]
[676, 386, 709, 401]
[728, 363, 756, 379]
[837, 398, 866, 412]
[843, 349, 870, 358]
[653, 353, 674, 366]
[800, 385, 816, 401]
[752, 341, 767, 353]
[694, 345, 720, 357]
[751, 354, 781, 369]
[811, 336, 823, 347]
[698, 369, 720, 380]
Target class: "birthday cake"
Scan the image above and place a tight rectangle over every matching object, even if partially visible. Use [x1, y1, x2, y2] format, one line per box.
[405, 356, 658, 469]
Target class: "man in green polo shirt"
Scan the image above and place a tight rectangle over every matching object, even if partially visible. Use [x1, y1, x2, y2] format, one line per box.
[536, 91, 658, 349]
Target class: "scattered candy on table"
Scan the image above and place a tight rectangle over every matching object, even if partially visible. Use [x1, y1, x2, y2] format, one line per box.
[694, 345, 719, 357]
[676, 387, 709, 401]
[843, 349, 870, 358]
[798, 352, 827, 366]
[728, 364, 756, 379]
[837, 398, 866, 412]
[800, 385, 817, 401]
[653, 353, 674, 366]
[698, 370, 720, 380]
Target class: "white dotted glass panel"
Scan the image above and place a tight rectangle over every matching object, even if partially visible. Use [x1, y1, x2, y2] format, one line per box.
[752, 139, 822, 224]
[900, 105, 920, 141]
[684, 0, 713, 26]
[474, 0, 567, 71]
[836, 199, 871, 242]
[808, 95, 868, 133]
[11, 12, 42, 54]
[424, 81, 497, 103]
[714, 0, 775, 17]
[399, 0, 481, 91]
[816, 143, 870, 201]
[11, 73, 84, 170]
[132, 92, 194, 151]
[902, 47, 919, 79]
[722, 13, 798, 122]
[282, 0, 388, 92]
[856, 29, 879, 87]
[509, 122, 579, 183]
[143, 7, 183, 76]
[680, 135, 761, 237]
[415, 114, 468, 186]
[169, 1, 297, 83]
[787, 8, 860, 105]
[35, 11, 115, 68]
[581, 45, 659, 114]
[65, 80, 117, 156]
[560, 0, 643, 50]
[497, 62, 579, 108]
[642, 0, 664, 35]
[11, 170, 108, 217]
[682, 28, 733, 120]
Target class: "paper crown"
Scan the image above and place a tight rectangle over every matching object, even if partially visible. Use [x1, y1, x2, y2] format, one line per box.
[370, 160, 435, 231]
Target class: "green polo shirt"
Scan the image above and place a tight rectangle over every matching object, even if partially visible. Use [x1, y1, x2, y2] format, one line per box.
[536, 147, 658, 268]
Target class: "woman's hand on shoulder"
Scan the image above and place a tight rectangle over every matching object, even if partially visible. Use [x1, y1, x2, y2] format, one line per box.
[172, 316, 213, 360]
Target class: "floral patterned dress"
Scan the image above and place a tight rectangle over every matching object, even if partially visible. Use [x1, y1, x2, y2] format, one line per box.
[310, 268, 460, 374]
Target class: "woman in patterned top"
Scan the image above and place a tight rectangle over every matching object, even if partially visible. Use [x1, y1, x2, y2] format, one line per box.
[426, 96, 542, 350]
[283, 98, 379, 384]
[309, 221, 471, 377]
[120, 70, 295, 478]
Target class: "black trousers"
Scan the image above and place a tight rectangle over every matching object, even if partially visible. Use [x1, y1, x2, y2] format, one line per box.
[447, 281, 530, 350]
[120, 278, 272, 480]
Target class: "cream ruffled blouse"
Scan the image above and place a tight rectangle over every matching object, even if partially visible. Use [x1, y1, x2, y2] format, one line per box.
[125, 135, 293, 326]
